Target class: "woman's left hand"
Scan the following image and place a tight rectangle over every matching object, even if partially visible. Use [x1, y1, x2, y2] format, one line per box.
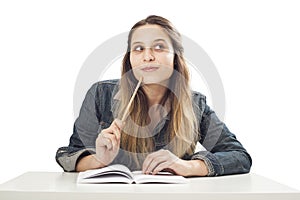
[142, 149, 190, 176]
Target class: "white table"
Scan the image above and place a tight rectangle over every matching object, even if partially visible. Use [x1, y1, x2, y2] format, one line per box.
[0, 172, 299, 200]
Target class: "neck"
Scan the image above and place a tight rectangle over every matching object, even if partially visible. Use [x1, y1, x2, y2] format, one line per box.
[142, 84, 168, 107]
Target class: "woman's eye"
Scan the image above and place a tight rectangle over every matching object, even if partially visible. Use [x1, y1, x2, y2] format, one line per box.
[133, 46, 144, 52]
[153, 44, 165, 51]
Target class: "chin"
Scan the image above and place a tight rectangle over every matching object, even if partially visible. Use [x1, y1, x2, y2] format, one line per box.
[142, 76, 170, 86]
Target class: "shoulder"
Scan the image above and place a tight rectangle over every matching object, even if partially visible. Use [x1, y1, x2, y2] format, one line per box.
[191, 90, 207, 116]
[84, 79, 120, 104]
[88, 79, 120, 93]
[97, 79, 119, 88]
[191, 90, 207, 105]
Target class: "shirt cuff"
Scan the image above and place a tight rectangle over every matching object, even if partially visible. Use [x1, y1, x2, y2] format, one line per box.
[191, 153, 214, 176]
[56, 148, 96, 172]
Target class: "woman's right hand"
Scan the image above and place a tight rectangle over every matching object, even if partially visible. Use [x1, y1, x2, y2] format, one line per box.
[95, 119, 124, 166]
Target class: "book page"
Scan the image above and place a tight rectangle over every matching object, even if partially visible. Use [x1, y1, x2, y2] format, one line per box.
[77, 174, 133, 184]
[132, 171, 188, 184]
[77, 164, 134, 184]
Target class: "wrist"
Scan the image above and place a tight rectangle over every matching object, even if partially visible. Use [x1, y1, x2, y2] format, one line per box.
[90, 154, 107, 168]
[184, 160, 209, 177]
[76, 154, 106, 172]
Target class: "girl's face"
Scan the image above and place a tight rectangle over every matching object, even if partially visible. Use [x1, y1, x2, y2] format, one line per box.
[129, 24, 174, 84]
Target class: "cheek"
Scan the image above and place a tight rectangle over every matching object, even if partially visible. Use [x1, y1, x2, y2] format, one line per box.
[130, 54, 140, 68]
[163, 53, 174, 68]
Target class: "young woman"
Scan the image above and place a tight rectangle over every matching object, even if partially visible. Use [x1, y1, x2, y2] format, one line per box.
[56, 15, 252, 176]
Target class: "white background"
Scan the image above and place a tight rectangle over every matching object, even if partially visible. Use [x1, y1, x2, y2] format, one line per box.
[1, 0, 300, 190]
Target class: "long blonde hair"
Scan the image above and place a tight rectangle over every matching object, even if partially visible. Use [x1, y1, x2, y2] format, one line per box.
[115, 15, 199, 168]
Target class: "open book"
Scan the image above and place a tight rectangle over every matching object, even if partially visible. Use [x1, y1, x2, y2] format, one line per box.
[77, 164, 188, 184]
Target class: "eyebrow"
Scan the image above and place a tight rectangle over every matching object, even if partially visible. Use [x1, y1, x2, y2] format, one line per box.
[131, 39, 168, 46]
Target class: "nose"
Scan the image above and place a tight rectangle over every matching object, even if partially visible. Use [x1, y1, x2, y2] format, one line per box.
[143, 47, 155, 62]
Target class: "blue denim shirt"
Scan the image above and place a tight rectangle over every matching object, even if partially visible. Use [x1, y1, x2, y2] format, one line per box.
[56, 79, 252, 176]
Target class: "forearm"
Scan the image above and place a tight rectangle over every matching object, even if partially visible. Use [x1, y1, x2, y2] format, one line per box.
[75, 155, 106, 172]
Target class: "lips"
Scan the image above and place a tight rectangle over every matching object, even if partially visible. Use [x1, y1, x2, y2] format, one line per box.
[141, 66, 159, 72]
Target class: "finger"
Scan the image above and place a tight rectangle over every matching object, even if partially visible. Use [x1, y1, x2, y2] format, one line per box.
[101, 127, 118, 140]
[104, 120, 121, 141]
[152, 162, 171, 175]
[142, 152, 161, 174]
[100, 126, 115, 135]
[142, 150, 174, 174]
[102, 133, 118, 151]
[114, 118, 125, 129]
[145, 156, 166, 174]
[97, 135, 113, 150]
[111, 124, 121, 141]
[142, 154, 153, 174]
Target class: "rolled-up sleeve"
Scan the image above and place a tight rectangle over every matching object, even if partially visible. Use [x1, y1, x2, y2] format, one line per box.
[55, 83, 101, 172]
[55, 146, 96, 172]
[191, 96, 252, 176]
